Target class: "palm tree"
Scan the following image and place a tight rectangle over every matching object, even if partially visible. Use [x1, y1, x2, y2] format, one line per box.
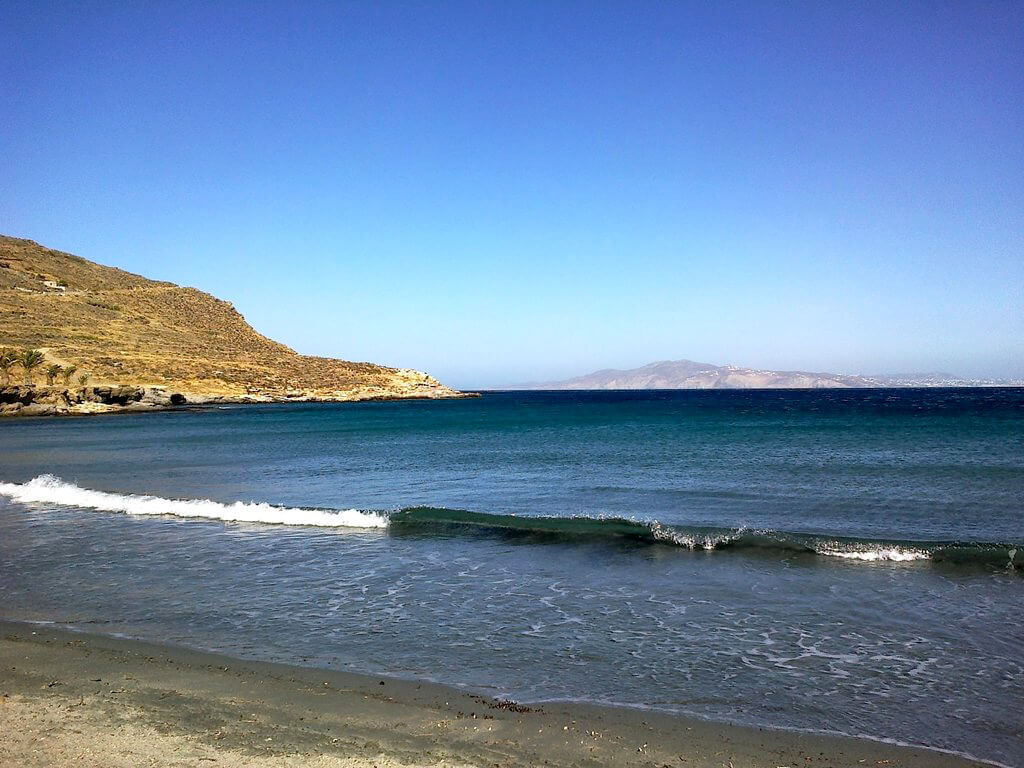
[45, 363, 63, 386]
[20, 349, 44, 386]
[62, 365, 78, 386]
[0, 348, 17, 387]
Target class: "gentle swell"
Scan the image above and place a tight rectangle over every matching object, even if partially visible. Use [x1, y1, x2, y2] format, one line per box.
[1, 476, 1019, 568]
[390, 507, 1021, 568]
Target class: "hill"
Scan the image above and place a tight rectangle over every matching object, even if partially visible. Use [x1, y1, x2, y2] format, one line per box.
[0, 235, 464, 409]
[522, 359, 1015, 390]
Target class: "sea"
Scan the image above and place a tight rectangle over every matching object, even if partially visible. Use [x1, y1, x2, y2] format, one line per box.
[0, 389, 1021, 765]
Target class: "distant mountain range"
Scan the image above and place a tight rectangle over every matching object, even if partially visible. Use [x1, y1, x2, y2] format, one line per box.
[515, 359, 1022, 390]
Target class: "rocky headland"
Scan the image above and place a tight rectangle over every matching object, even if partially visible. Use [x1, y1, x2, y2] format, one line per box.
[0, 235, 470, 416]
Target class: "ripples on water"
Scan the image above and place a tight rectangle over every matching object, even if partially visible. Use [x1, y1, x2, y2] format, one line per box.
[0, 390, 1022, 765]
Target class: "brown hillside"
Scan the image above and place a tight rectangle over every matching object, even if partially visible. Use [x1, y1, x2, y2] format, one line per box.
[0, 235, 463, 401]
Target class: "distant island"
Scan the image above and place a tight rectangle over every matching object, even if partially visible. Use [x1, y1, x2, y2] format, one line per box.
[517, 359, 1022, 390]
[0, 235, 468, 416]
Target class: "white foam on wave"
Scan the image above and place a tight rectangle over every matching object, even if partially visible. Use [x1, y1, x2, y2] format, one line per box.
[651, 524, 744, 550]
[818, 546, 930, 562]
[0, 475, 388, 529]
[649, 523, 936, 562]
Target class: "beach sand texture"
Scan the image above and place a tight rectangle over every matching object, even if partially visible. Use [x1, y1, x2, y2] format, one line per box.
[0, 622, 988, 768]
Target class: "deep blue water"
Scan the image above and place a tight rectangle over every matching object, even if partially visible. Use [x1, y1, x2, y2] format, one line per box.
[1, 389, 1022, 764]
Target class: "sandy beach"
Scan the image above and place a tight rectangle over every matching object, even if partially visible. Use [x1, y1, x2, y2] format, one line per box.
[0, 620, 990, 768]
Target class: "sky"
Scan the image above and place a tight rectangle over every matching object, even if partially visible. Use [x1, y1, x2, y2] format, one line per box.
[1, 1, 1022, 388]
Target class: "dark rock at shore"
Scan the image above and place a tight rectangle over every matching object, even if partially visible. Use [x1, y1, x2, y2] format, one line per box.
[17, 403, 58, 416]
[123, 402, 159, 412]
[0, 385, 41, 405]
[0, 384, 187, 417]
[83, 385, 144, 405]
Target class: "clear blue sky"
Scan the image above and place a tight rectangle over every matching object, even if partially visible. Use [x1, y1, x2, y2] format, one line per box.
[1, 1, 1021, 387]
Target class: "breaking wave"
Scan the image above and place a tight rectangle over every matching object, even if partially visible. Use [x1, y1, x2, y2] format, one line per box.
[389, 507, 1020, 567]
[0, 475, 387, 528]
[1, 475, 1019, 568]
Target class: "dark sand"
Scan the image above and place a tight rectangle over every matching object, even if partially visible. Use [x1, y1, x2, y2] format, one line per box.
[0, 620, 990, 767]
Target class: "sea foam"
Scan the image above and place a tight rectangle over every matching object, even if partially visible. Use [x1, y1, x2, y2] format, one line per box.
[817, 546, 930, 562]
[0, 475, 388, 528]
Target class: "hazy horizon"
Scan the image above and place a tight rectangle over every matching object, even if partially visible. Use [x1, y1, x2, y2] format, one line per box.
[2, 2, 1021, 389]
[494, 356, 1020, 391]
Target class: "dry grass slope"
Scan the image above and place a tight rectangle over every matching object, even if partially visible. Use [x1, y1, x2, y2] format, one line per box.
[0, 235, 462, 401]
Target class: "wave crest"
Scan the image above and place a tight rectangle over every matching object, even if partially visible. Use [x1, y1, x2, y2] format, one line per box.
[1, 476, 1019, 568]
[0, 475, 388, 528]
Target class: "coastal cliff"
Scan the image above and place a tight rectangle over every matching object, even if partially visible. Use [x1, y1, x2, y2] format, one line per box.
[0, 235, 467, 415]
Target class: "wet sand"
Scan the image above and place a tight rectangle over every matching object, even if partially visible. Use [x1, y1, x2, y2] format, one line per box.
[0, 620, 990, 767]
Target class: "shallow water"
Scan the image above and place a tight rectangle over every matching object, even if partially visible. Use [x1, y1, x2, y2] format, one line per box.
[1, 390, 1022, 764]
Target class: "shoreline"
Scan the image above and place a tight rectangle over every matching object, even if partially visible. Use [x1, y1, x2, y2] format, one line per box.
[0, 385, 480, 419]
[0, 620, 994, 767]
[5, 385, 1023, 419]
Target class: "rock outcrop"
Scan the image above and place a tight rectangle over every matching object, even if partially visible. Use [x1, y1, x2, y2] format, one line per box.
[0, 385, 190, 417]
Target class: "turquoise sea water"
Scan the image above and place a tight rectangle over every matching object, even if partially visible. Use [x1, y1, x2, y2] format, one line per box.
[1, 390, 1022, 764]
